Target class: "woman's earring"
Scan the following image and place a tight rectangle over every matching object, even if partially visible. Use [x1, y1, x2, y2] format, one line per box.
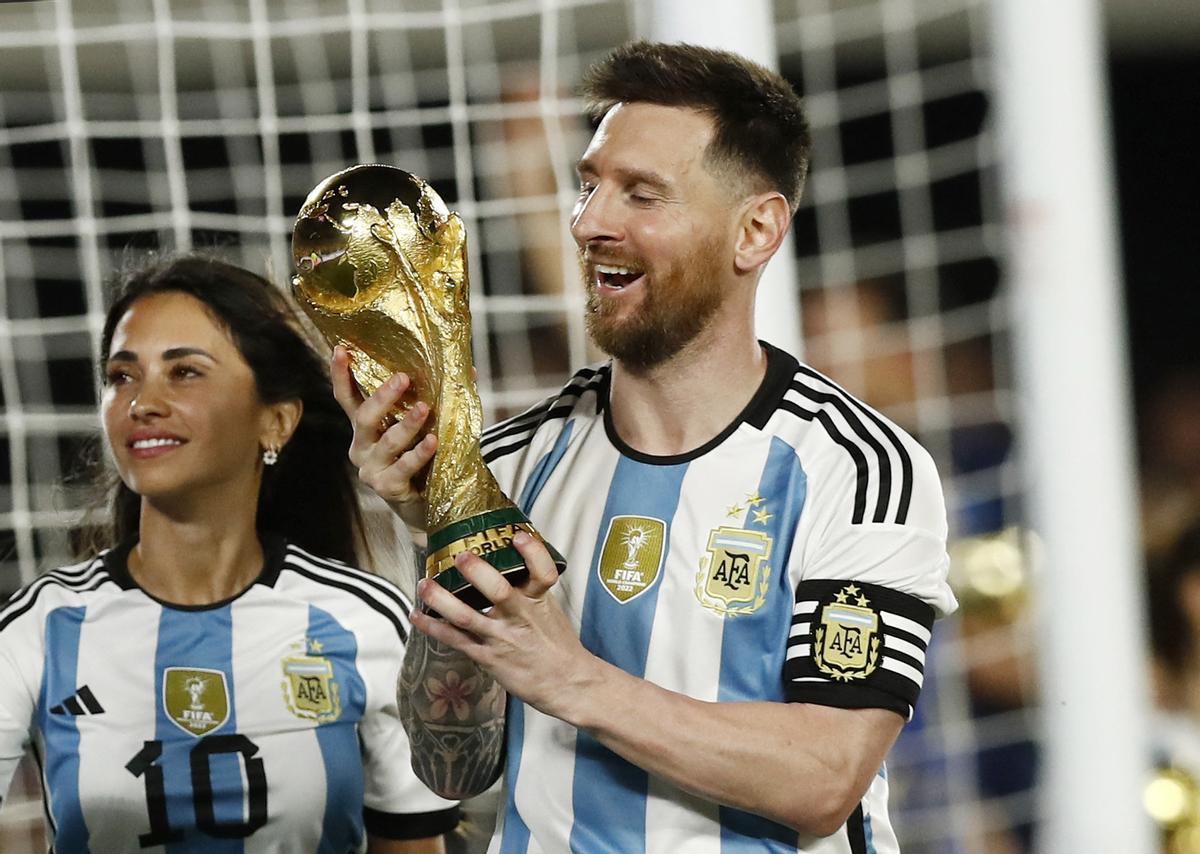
[262, 446, 279, 466]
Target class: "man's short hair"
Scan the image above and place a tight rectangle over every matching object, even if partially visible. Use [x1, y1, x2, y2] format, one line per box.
[581, 41, 811, 212]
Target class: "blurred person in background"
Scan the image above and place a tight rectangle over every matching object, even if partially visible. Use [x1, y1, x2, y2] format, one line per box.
[1140, 368, 1200, 562]
[1147, 522, 1200, 766]
[0, 255, 458, 852]
[1145, 521, 1200, 851]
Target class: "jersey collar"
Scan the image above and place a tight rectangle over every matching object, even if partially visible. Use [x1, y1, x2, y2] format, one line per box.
[103, 532, 288, 610]
[600, 340, 799, 466]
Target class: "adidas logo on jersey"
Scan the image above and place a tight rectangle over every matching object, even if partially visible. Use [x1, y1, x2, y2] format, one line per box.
[50, 685, 104, 715]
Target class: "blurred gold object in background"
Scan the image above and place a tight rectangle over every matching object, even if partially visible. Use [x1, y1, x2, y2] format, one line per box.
[292, 165, 564, 607]
[1146, 766, 1200, 853]
[948, 527, 1035, 620]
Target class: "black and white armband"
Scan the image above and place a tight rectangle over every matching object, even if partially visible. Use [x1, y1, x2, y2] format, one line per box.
[784, 578, 936, 718]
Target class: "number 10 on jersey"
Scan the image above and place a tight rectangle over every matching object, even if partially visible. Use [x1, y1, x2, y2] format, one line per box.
[126, 734, 267, 847]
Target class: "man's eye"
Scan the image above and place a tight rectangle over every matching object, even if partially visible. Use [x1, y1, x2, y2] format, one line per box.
[104, 369, 131, 385]
[172, 364, 202, 379]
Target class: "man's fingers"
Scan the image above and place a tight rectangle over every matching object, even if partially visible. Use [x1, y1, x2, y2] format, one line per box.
[514, 531, 560, 598]
[387, 432, 437, 480]
[454, 550, 516, 609]
[363, 423, 435, 486]
[410, 605, 486, 656]
[373, 404, 431, 457]
[348, 375, 426, 473]
[352, 372, 410, 439]
[418, 573, 492, 636]
[329, 346, 364, 418]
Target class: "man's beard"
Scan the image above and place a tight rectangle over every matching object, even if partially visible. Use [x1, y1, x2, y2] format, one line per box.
[582, 236, 727, 373]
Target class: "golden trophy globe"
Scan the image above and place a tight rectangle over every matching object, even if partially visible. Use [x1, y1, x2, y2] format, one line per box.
[291, 164, 565, 609]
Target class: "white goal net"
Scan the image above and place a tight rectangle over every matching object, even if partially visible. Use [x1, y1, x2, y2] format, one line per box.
[0, 0, 1049, 851]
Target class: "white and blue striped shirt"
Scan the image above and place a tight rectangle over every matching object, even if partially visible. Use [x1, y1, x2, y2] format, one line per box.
[480, 342, 956, 854]
[0, 537, 459, 852]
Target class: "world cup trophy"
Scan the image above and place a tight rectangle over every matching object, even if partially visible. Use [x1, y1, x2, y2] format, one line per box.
[291, 164, 565, 609]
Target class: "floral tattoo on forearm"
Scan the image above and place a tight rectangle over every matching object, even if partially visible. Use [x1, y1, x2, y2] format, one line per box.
[398, 565, 506, 797]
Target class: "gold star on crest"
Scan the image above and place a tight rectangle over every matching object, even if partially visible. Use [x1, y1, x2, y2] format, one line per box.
[856, 595, 869, 607]
[834, 589, 849, 603]
[752, 507, 773, 525]
[844, 584, 860, 598]
[726, 503, 745, 518]
[745, 492, 765, 506]
[308, 638, 324, 654]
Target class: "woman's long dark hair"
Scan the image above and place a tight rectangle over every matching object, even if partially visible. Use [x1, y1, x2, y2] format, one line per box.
[87, 253, 365, 563]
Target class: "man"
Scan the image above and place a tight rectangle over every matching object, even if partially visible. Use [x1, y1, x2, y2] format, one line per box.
[334, 41, 956, 852]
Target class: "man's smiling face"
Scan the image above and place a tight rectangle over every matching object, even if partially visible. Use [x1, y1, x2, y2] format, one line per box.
[571, 102, 741, 371]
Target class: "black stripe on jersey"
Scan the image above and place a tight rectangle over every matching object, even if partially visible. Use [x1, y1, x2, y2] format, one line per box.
[282, 562, 409, 643]
[785, 579, 935, 717]
[779, 400, 872, 524]
[788, 381, 893, 524]
[481, 367, 608, 465]
[795, 366, 915, 524]
[0, 557, 104, 611]
[364, 804, 461, 840]
[480, 367, 604, 449]
[281, 549, 413, 643]
[848, 804, 868, 854]
[284, 546, 414, 619]
[0, 561, 109, 633]
[482, 403, 578, 465]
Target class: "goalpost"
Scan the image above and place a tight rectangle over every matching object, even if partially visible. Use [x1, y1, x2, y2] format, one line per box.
[0, 0, 1154, 849]
[990, 0, 1153, 848]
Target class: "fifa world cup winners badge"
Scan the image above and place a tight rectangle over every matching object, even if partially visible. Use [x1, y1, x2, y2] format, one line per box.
[291, 164, 566, 608]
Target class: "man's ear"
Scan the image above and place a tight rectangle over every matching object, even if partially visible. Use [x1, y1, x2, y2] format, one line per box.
[733, 192, 791, 275]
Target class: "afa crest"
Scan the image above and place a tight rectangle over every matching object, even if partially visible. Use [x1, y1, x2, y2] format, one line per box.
[597, 516, 667, 604]
[814, 584, 881, 681]
[163, 668, 230, 737]
[695, 527, 773, 616]
[281, 641, 341, 723]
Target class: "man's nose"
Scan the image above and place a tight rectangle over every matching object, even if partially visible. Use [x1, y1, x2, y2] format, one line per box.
[570, 186, 621, 245]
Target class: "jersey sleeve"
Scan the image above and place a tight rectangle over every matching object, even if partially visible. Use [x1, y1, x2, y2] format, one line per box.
[783, 436, 956, 718]
[357, 614, 460, 840]
[0, 595, 42, 804]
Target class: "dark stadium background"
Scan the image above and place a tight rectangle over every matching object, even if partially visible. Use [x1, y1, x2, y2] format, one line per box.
[1111, 55, 1200, 416]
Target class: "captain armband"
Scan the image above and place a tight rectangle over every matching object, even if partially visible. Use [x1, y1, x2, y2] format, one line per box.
[784, 579, 936, 718]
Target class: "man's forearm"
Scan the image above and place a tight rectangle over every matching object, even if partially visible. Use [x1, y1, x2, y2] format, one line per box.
[553, 658, 902, 837]
[398, 627, 506, 799]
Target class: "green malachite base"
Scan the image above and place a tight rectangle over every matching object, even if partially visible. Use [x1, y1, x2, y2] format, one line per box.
[426, 506, 567, 610]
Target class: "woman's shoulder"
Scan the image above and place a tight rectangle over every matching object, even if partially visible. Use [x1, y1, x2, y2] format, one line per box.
[0, 552, 117, 633]
[273, 541, 416, 639]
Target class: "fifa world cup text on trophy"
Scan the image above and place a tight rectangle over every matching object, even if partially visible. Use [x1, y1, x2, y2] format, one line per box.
[291, 164, 565, 609]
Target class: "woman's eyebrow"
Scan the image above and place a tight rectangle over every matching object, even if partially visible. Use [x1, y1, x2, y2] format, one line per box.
[105, 346, 217, 364]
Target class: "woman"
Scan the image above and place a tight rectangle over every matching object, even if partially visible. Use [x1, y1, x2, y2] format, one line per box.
[0, 255, 458, 852]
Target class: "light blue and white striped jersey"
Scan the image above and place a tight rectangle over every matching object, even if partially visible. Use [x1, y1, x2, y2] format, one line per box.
[480, 342, 957, 854]
[0, 537, 459, 852]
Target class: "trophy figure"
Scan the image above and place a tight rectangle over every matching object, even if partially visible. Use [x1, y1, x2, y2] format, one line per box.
[291, 164, 565, 609]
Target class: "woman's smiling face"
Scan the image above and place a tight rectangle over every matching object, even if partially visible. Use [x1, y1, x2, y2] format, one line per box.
[101, 290, 276, 505]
